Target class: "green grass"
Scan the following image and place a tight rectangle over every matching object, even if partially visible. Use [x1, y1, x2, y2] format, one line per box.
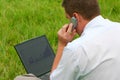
[0, 0, 120, 80]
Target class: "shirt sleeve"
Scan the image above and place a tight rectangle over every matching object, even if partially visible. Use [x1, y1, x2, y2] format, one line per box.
[50, 47, 80, 80]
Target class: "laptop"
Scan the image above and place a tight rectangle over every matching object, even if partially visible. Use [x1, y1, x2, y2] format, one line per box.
[14, 35, 55, 80]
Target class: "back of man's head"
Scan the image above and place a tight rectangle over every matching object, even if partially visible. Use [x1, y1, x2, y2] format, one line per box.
[62, 0, 100, 20]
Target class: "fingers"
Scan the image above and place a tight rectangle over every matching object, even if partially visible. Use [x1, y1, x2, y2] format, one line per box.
[62, 24, 69, 32]
[59, 23, 76, 35]
[61, 23, 73, 33]
[67, 23, 73, 33]
[58, 24, 68, 35]
[57, 23, 77, 45]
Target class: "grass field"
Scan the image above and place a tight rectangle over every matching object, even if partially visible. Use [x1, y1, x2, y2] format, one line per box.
[0, 0, 120, 80]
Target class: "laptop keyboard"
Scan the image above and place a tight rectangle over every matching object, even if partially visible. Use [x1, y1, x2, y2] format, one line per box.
[39, 72, 50, 80]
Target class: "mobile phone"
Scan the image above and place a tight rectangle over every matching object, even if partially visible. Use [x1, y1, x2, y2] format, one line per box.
[71, 17, 78, 29]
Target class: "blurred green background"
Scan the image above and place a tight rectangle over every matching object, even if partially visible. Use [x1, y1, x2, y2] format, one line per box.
[0, 0, 120, 80]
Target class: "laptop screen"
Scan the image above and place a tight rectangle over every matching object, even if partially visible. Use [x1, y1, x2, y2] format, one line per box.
[14, 35, 55, 77]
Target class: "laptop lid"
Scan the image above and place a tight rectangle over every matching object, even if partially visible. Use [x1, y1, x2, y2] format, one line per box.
[14, 35, 55, 77]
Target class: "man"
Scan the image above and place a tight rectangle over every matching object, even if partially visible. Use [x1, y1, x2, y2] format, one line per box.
[50, 0, 120, 80]
[15, 0, 120, 80]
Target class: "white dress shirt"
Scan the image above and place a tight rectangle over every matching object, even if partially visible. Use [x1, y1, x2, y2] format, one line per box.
[50, 15, 120, 80]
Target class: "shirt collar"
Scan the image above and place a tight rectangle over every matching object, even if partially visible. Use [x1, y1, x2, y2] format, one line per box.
[81, 15, 104, 36]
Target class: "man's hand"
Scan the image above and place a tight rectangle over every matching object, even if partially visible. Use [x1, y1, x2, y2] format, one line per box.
[57, 23, 77, 46]
[51, 23, 76, 73]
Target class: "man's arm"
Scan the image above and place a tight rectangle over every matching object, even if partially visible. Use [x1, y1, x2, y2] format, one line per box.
[51, 41, 65, 72]
[51, 23, 76, 72]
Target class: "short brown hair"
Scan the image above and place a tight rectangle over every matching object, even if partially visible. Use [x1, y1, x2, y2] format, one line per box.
[62, 0, 100, 20]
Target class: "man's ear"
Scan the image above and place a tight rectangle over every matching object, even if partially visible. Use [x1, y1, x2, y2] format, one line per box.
[73, 13, 83, 22]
